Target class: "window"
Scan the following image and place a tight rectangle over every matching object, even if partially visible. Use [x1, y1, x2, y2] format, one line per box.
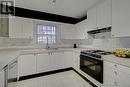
[36, 24, 56, 45]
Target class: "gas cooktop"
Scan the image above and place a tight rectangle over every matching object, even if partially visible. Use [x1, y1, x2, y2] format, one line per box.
[80, 50, 112, 59]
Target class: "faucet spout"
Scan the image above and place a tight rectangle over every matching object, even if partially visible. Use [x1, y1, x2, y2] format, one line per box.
[46, 37, 50, 49]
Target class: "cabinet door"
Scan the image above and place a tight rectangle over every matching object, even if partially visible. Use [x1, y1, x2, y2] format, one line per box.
[18, 54, 36, 77]
[62, 52, 75, 68]
[36, 53, 51, 73]
[22, 18, 34, 39]
[0, 70, 5, 87]
[8, 61, 18, 87]
[0, 18, 2, 36]
[50, 52, 63, 70]
[117, 71, 130, 87]
[86, 7, 97, 31]
[103, 61, 116, 87]
[0, 15, 9, 37]
[97, 0, 111, 28]
[9, 17, 23, 38]
[73, 52, 80, 70]
[116, 64, 130, 87]
[111, 0, 130, 37]
[8, 60, 18, 80]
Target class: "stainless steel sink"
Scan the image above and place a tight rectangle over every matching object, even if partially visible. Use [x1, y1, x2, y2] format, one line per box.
[45, 48, 59, 50]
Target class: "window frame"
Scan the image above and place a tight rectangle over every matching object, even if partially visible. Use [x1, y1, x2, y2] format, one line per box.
[35, 23, 58, 45]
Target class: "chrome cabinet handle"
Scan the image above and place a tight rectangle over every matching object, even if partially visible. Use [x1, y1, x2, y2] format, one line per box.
[114, 81, 118, 86]
[114, 71, 117, 75]
[115, 64, 118, 68]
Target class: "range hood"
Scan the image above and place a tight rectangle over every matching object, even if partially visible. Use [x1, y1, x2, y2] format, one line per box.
[87, 27, 111, 39]
[87, 27, 111, 34]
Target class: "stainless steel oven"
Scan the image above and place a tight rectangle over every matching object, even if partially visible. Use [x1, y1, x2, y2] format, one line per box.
[80, 50, 112, 84]
[80, 55, 103, 83]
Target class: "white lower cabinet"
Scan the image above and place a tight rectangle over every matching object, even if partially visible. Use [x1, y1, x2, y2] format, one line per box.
[36, 52, 64, 73]
[18, 54, 37, 77]
[18, 51, 77, 77]
[62, 51, 75, 68]
[36, 53, 51, 73]
[50, 52, 63, 71]
[37, 51, 75, 73]
[103, 61, 116, 87]
[104, 61, 130, 87]
[73, 52, 80, 70]
[0, 70, 5, 87]
[116, 71, 130, 87]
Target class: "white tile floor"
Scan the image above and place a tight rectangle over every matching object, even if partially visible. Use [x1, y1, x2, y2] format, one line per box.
[16, 70, 92, 87]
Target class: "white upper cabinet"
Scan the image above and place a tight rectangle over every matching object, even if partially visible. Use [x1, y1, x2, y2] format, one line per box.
[86, 0, 111, 31]
[86, 7, 97, 31]
[0, 15, 9, 37]
[9, 17, 34, 38]
[111, 0, 130, 37]
[97, 0, 112, 29]
[9, 17, 23, 38]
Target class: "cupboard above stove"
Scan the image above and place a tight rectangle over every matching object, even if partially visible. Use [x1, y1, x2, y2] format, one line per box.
[111, 0, 130, 37]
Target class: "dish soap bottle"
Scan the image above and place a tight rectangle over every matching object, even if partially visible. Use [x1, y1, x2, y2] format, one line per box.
[73, 44, 77, 48]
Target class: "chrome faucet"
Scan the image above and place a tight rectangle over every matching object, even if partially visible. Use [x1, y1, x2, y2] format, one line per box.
[46, 37, 50, 49]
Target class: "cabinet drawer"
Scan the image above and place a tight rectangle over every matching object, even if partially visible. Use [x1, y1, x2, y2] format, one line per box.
[104, 61, 130, 87]
[117, 71, 130, 87]
[105, 61, 130, 74]
[116, 64, 130, 75]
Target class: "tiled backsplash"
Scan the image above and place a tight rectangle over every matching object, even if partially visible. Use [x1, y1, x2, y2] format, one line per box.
[89, 37, 130, 50]
[0, 38, 32, 47]
[0, 37, 130, 50]
[60, 37, 130, 50]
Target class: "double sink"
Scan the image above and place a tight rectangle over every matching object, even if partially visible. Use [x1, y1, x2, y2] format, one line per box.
[21, 47, 62, 54]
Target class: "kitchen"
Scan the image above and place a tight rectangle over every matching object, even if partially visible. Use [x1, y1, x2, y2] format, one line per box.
[0, 0, 130, 87]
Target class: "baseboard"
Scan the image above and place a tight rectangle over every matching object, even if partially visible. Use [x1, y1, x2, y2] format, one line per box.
[8, 67, 97, 87]
[19, 67, 73, 81]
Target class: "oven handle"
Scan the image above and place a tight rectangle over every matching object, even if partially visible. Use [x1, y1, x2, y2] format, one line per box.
[80, 56, 103, 65]
[80, 54, 103, 61]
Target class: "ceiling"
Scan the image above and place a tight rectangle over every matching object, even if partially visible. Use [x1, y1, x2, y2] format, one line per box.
[15, 0, 101, 18]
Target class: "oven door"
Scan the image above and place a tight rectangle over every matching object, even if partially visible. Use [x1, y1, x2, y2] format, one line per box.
[80, 55, 103, 83]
